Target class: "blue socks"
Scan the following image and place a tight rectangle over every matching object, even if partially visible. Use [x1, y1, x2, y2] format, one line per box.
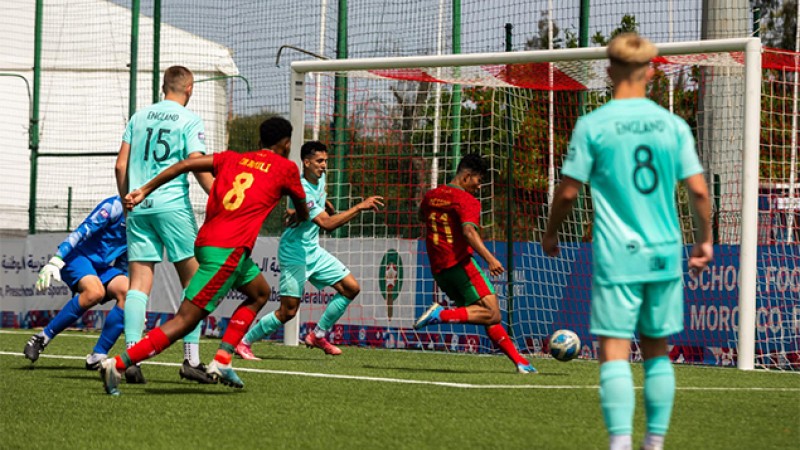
[123, 290, 148, 345]
[93, 306, 124, 354]
[244, 312, 283, 344]
[643, 356, 675, 435]
[600, 360, 635, 437]
[317, 294, 352, 331]
[44, 295, 86, 341]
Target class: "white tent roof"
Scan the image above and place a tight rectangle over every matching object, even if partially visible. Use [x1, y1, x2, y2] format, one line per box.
[0, 0, 238, 75]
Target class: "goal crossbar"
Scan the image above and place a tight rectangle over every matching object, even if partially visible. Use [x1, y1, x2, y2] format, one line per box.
[291, 38, 759, 73]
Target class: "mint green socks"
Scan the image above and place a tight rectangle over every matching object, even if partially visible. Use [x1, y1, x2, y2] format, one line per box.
[183, 321, 202, 344]
[317, 294, 351, 331]
[243, 311, 283, 344]
[643, 356, 675, 436]
[123, 290, 148, 346]
[600, 360, 635, 437]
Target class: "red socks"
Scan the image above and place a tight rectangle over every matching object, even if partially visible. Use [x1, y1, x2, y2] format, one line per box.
[487, 324, 528, 365]
[215, 305, 258, 364]
[117, 327, 171, 370]
[439, 307, 469, 323]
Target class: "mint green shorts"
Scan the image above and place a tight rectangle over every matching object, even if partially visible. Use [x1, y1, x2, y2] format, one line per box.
[279, 248, 350, 298]
[126, 208, 197, 263]
[590, 278, 684, 339]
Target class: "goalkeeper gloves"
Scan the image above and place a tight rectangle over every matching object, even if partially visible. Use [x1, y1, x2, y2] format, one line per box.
[36, 256, 65, 292]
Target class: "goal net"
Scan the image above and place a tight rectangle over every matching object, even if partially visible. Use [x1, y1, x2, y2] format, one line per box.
[288, 39, 799, 371]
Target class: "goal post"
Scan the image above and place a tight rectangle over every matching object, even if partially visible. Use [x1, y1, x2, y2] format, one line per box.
[286, 38, 781, 371]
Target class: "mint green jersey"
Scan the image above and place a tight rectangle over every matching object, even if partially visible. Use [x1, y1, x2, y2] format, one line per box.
[279, 172, 327, 264]
[123, 100, 206, 215]
[561, 98, 703, 284]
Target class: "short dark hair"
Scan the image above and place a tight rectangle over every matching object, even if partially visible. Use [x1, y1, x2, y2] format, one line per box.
[162, 66, 192, 94]
[456, 153, 489, 178]
[259, 116, 293, 148]
[301, 141, 328, 160]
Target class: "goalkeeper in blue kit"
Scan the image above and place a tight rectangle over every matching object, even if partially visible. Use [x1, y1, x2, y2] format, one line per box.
[542, 33, 713, 450]
[25, 195, 129, 370]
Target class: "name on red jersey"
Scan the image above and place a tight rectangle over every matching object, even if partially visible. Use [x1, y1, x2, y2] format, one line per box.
[429, 198, 451, 207]
[238, 157, 271, 173]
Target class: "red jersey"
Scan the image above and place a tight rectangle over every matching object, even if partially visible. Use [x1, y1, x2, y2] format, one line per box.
[196, 150, 305, 250]
[420, 184, 482, 274]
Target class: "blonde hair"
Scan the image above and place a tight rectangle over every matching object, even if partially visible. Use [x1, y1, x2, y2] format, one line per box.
[607, 33, 657, 82]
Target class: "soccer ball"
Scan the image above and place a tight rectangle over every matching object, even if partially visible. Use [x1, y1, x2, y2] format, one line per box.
[549, 329, 581, 362]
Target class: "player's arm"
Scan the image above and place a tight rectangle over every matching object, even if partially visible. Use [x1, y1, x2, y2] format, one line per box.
[292, 195, 310, 223]
[125, 156, 214, 209]
[541, 176, 583, 256]
[37, 199, 119, 292]
[462, 224, 505, 276]
[188, 152, 214, 194]
[676, 117, 713, 272]
[114, 141, 131, 198]
[684, 173, 713, 271]
[325, 200, 336, 216]
[312, 196, 384, 232]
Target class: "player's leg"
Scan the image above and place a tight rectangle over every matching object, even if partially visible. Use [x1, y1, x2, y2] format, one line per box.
[305, 252, 354, 355]
[238, 263, 305, 359]
[122, 261, 154, 383]
[101, 299, 210, 395]
[25, 256, 104, 363]
[123, 214, 161, 353]
[163, 207, 204, 371]
[238, 295, 299, 360]
[592, 282, 643, 450]
[415, 258, 496, 328]
[209, 257, 269, 387]
[86, 271, 127, 370]
[476, 295, 535, 373]
[636, 279, 683, 450]
[174, 256, 204, 369]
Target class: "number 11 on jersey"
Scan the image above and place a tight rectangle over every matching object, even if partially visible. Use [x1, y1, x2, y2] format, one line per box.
[429, 212, 453, 245]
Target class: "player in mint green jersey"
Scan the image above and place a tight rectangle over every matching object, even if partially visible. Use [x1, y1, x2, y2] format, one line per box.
[542, 34, 713, 450]
[114, 65, 215, 385]
[235, 141, 383, 359]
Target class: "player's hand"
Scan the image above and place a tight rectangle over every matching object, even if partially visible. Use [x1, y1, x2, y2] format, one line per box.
[357, 196, 384, 212]
[541, 232, 560, 257]
[487, 257, 505, 277]
[284, 208, 300, 228]
[688, 242, 713, 273]
[36, 256, 64, 292]
[123, 189, 146, 210]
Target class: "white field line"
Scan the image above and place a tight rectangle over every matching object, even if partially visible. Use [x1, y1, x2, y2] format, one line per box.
[1, 350, 799, 392]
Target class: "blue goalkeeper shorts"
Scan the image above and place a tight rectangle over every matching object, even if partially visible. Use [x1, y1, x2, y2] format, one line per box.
[61, 253, 126, 296]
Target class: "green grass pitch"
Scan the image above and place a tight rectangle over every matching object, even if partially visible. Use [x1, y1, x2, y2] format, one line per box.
[1, 329, 798, 449]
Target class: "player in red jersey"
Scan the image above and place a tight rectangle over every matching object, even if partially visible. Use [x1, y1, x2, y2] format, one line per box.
[99, 117, 309, 395]
[414, 153, 536, 374]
